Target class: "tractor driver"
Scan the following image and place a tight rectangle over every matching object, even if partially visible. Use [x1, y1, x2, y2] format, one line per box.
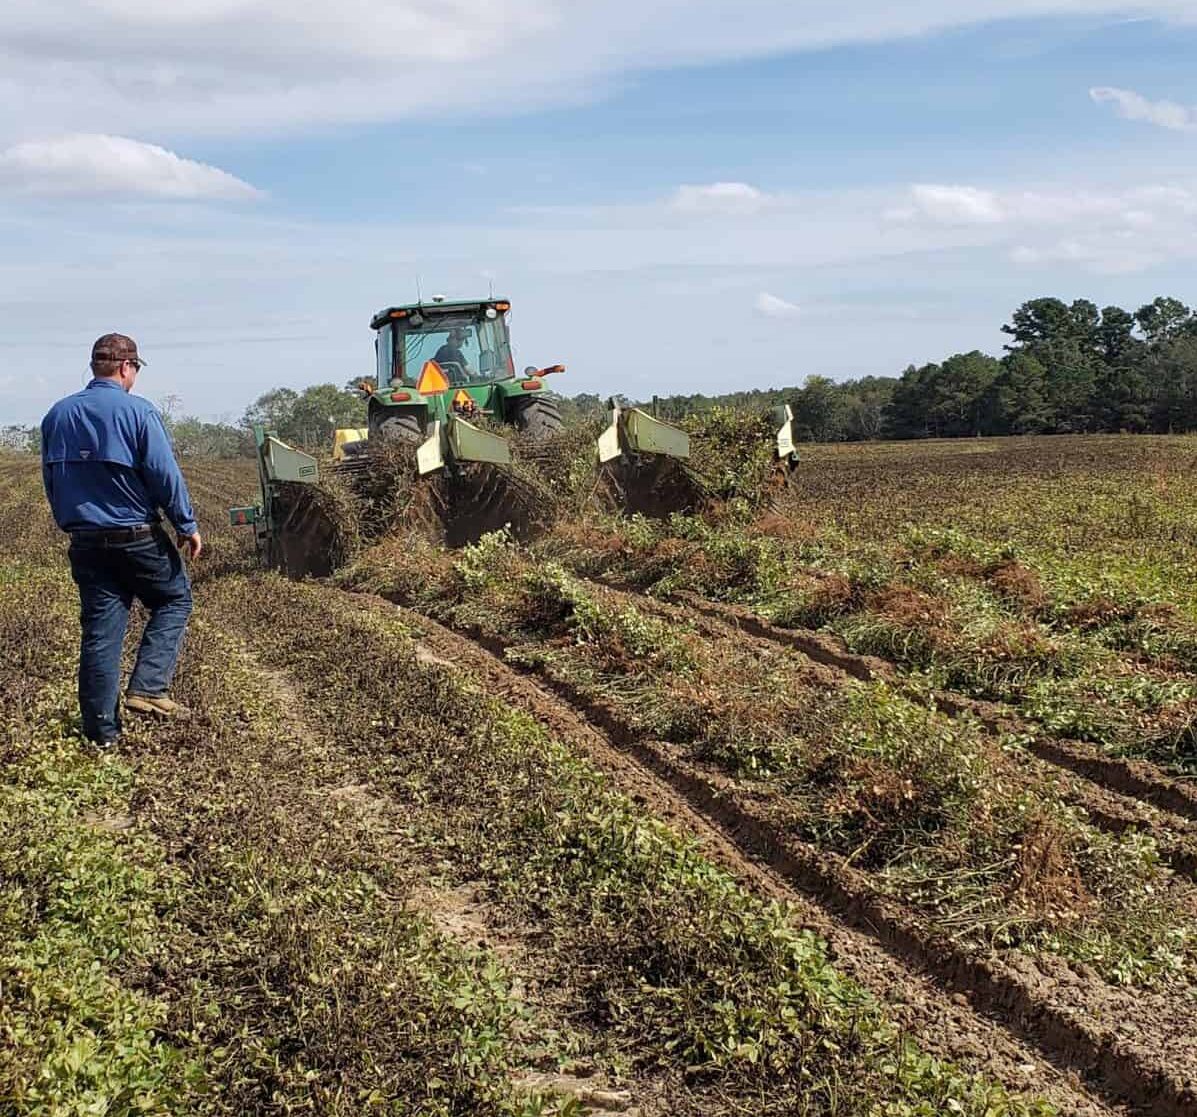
[434, 327, 474, 385]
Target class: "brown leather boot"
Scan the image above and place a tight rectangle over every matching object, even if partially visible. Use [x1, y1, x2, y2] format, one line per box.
[125, 693, 192, 720]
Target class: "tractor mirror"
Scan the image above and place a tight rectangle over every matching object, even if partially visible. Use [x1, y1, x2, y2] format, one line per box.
[417, 360, 451, 396]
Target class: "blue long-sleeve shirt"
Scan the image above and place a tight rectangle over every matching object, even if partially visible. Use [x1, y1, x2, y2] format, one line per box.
[41, 379, 198, 536]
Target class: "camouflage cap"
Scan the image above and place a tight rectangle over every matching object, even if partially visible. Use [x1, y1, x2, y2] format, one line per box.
[90, 333, 146, 367]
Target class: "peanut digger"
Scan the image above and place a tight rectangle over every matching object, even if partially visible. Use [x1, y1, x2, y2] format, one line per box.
[229, 296, 715, 576]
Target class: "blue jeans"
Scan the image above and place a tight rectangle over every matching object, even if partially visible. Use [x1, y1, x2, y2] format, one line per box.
[67, 530, 193, 743]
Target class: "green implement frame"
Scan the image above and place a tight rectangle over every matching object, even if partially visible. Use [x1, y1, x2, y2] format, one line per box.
[597, 399, 691, 464]
[228, 425, 319, 557]
[772, 403, 800, 469]
[414, 415, 512, 475]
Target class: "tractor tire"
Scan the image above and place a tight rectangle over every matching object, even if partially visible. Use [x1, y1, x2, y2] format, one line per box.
[373, 411, 425, 443]
[512, 396, 564, 441]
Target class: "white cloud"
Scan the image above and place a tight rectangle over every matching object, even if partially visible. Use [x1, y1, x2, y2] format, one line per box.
[6, 166, 1197, 425]
[876, 176, 1197, 274]
[900, 184, 1006, 225]
[1, 3, 1195, 138]
[671, 182, 770, 214]
[0, 134, 261, 200]
[1090, 86, 1196, 131]
[891, 180, 1197, 235]
[755, 291, 801, 318]
[922, 182, 1197, 274]
[1007, 238, 1172, 274]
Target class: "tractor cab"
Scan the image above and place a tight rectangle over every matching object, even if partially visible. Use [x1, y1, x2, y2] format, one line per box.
[374, 298, 516, 392]
[365, 297, 564, 443]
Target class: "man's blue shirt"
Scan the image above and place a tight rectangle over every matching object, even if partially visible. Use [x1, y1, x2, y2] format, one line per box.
[41, 380, 198, 536]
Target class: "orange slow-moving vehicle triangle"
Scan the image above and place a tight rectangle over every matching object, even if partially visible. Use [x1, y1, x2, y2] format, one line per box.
[417, 360, 450, 395]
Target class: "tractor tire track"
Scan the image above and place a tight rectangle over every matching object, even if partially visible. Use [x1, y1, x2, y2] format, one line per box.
[356, 590, 1154, 1117]
[593, 577, 1197, 834]
[166, 613, 668, 1117]
[672, 589, 1197, 821]
[580, 578, 1197, 880]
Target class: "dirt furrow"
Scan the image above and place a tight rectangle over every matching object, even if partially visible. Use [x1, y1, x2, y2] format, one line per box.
[176, 631, 666, 1116]
[606, 580, 1197, 845]
[516, 570, 1197, 880]
[394, 597, 1197, 1116]
[360, 592, 1138, 1117]
[678, 591, 1197, 819]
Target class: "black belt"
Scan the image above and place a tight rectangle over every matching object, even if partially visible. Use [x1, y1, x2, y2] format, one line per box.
[70, 524, 158, 546]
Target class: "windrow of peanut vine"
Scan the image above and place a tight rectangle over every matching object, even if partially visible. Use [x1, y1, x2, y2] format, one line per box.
[204, 569, 1053, 1117]
[530, 440, 1197, 775]
[341, 528, 1197, 991]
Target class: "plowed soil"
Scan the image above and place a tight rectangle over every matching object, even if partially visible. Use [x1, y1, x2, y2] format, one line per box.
[380, 603, 1129, 1117]
[383, 594, 1194, 1117]
[7, 440, 1197, 1116]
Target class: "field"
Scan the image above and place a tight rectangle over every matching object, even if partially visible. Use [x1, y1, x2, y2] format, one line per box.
[4, 433, 1197, 1116]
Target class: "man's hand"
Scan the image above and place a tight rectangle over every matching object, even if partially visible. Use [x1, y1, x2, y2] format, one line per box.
[177, 531, 203, 560]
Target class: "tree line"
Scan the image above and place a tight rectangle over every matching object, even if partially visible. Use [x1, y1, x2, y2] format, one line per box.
[885, 295, 1197, 439]
[0, 383, 368, 458]
[3, 294, 1195, 456]
[567, 295, 1197, 442]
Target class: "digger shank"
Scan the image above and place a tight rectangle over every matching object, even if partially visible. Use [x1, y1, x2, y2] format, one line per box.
[598, 400, 691, 463]
[416, 416, 513, 475]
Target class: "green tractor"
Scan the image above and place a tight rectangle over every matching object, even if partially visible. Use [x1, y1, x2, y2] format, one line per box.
[362, 295, 696, 476]
[363, 296, 566, 471]
[231, 295, 700, 575]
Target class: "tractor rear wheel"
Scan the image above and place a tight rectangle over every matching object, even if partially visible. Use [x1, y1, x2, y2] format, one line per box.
[512, 396, 564, 441]
[373, 411, 424, 443]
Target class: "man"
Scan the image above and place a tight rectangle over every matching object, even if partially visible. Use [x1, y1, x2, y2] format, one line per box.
[41, 334, 202, 748]
[433, 327, 474, 384]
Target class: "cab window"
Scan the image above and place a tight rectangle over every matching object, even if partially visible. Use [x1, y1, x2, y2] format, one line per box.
[376, 324, 395, 384]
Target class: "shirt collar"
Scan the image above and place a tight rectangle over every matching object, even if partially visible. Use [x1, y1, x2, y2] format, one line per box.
[87, 378, 123, 391]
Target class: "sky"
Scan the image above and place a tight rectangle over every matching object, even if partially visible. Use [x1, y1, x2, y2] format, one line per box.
[4, 2, 1197, 423]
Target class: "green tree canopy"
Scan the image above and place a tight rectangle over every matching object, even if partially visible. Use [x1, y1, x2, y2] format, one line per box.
[229, 291, 1197, 452]
[242, 384, 366, 447]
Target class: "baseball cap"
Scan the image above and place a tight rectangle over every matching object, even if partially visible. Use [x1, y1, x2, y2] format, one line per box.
[91, 333, 147, 368]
